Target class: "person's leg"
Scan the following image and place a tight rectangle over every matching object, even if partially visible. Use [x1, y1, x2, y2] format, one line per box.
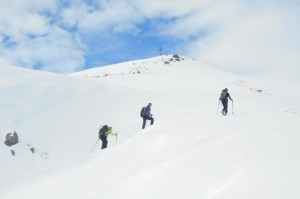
[101, 140, 104, 149]
[221, 100, 226, 114]
[101, 137, 108, 149]
[149, 116, 154, 125]
[224, 100, 228, 114]
[142, 116, 147, 129]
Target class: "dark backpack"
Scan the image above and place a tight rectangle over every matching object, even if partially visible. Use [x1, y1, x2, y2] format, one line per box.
[220, 90, 227, 100]
[99, 125, 109, 138]
[140, 107, 146, 117]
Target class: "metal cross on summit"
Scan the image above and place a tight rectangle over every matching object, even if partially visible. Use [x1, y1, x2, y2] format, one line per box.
[158, 46, 164, 56]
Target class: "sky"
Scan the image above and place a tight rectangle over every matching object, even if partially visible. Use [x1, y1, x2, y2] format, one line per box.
[0, 0, 300, 80]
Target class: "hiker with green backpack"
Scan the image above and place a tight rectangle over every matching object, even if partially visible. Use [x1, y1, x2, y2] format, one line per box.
[99, 125, 117, 149]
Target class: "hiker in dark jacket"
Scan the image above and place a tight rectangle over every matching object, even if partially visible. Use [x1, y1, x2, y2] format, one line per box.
[141, 103, 154, 129]
[219, 88, 233, 115]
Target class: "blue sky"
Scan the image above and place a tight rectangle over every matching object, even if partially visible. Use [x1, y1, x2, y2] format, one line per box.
[82, 18, 185, 68]
[1, 0, 300, 82]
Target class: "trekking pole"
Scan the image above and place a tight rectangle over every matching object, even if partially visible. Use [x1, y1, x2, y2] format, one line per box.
[90, 138, 99, 153]
[216, 100, 220, 115]
[232, 101, 234, 114]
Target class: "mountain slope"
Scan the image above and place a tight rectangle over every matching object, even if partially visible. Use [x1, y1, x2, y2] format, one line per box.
[0, 55, 299, 198]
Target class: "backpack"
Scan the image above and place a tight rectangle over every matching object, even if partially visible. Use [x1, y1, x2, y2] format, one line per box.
[140, 107, 146, 117]
[99, 125, 109, 138]
[220, 90, 227, 99]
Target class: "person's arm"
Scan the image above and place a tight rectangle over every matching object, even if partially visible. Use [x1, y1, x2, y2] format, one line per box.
[107, 129, 117, 136]
[228, 93, 233, 101]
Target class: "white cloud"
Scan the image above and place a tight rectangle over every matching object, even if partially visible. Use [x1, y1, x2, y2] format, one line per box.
[78, 1, 143, 34]
[58, 1, 90, 28]
[59, 0, 212, 34]
[180, 1, 300, 82]
[2, 26, 86, 74]
[0, 0, 57, 41]
[130, 0, 211, 18]
[58, 0, 144, 34]
[0, 0, 86, 73]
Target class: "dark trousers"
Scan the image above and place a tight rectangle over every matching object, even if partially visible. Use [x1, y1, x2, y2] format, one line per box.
[100, 135, 108, 149]
[142, 115, 154, 129]
[221, 99, 228, 114]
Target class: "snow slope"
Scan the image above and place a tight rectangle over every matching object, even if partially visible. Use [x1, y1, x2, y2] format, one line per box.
[0, 55, 300, 199]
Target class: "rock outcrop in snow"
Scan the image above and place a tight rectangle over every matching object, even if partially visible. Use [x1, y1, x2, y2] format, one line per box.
[4, 131, 18, 147]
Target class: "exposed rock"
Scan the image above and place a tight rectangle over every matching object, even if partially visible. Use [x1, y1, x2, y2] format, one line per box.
[249, 88, 265, 94]
[4, 131, 19, 147]
[11, 150, 15, 156]
[30, 147, 35, 153]
[164, 61, 170, 65]
[172, 54, 180, 59]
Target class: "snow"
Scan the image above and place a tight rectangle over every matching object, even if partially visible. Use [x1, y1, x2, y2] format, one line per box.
[0, 55, 300, 198]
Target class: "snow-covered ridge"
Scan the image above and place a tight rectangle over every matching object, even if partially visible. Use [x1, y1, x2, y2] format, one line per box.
[71, 55, 191, 79]
[1, 56, 300, 199]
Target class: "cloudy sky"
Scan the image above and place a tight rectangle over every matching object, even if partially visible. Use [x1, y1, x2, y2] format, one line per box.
[0, 0, 299, 80]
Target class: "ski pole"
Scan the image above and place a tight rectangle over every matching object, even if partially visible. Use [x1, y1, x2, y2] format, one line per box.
[232, 101, 234, 114]
[116, 133, 118, 145]
[216, 100, 220, 115]
[90, 138, 99, 153]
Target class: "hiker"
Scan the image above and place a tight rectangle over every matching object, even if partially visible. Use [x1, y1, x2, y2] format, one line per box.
[141, 103, 154, 129]
[99, 125, 117, 149]
[219, 88, 233, 115]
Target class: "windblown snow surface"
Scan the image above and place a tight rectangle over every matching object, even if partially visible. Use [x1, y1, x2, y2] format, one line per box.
[0, 55, 299, 199]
